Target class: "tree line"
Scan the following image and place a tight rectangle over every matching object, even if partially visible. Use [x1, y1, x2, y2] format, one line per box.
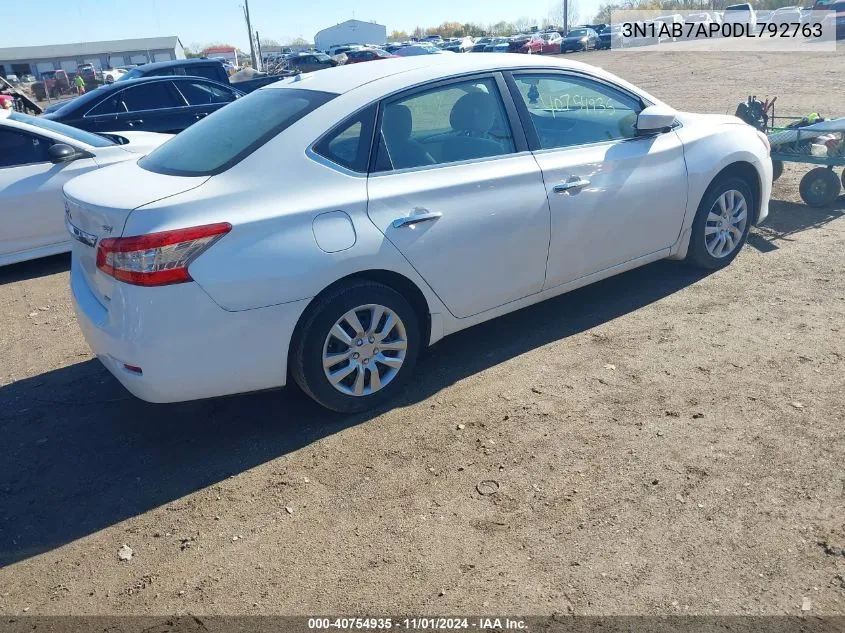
[388, 1, 582, 40]
[592, 0, 816, 23]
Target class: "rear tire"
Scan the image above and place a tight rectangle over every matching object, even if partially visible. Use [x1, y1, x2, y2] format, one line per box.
[686, 176, 754, 270]
[772, 159, 783, 182]
[799, 167, 841, 207]
[290, 280, 421, 413]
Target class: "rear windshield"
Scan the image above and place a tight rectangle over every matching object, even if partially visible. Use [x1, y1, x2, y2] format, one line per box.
[139, 87, 335, 177]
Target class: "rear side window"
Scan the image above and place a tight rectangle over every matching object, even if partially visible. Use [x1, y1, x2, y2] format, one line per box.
[139, 88, 335, 177]
[313, 104, 377, 172]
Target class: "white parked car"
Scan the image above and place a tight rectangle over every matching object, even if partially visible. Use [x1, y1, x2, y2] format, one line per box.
[64, 55, 772, 412]
[770, 5, 803, 25]
[685, 12, 716, 27]
[653, 13, 686, 40]
[723, 3, 758, 30]
[0, 109, 170, 267]
[102, 67, 128, 84]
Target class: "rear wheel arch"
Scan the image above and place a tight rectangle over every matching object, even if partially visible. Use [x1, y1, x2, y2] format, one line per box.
[289, 269, 433, 366]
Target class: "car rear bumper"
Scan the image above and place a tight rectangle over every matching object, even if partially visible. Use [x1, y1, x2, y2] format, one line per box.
[70, 255, 310, 403]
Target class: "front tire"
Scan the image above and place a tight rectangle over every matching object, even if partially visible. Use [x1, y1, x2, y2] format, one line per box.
[290, 280, 421, 413]
[686, 176, 754, 270]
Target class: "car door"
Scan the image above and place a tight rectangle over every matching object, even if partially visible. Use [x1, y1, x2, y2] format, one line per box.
[0, 127, 97, 259]
[172, 79, 239, 124]
[366, 74, 551, 319]
[507, 71, 688, 289]
[112, 81, 190, 133]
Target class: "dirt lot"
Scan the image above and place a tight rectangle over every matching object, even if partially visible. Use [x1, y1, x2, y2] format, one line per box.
[1, 50, 844, 618]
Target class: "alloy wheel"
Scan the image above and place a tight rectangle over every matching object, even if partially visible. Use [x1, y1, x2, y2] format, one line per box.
[322, 304, 408, 397]
[704, 189, 748, 258]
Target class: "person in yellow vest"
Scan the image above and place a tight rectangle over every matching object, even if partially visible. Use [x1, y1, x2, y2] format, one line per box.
[74, 74, 86, 95]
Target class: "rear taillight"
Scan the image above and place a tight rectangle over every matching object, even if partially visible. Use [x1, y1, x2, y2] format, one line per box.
[96, 222, 231, 287]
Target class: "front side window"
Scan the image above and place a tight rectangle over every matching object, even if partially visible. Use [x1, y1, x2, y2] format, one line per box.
[0, 129, 52, 167]
[176, 80, 237, 105]
[121, 82, 182, 111]
[513, 74, 642, 150]
[139, 88, 335, 177]
[87, 91, 126, 116]
[374, 78, 516, 172]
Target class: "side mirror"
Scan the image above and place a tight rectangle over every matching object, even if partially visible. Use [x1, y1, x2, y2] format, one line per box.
[636, 105, 677, 134]
[48, 143, 89, 164]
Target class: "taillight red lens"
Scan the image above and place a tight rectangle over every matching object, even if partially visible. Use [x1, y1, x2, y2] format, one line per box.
[96, 222, 231, 287]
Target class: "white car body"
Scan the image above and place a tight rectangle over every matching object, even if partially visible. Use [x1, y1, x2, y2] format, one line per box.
[0, 110, 170, 266]
[723, 3, 758, 29]
[102, 68, 128, 84]
[64, 54, 772, 410]
[770, 6, 803, 25]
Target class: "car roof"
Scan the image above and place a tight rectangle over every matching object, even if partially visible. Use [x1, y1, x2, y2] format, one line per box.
[265, 53, 661, 104]
[132, 58, 223, 71]
[46, 75, 235, 116]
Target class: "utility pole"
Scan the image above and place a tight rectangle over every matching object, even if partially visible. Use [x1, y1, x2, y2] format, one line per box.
[563, 0, 569, 33]
[255, 31, 263, 70]
[243, 0, 257, 69]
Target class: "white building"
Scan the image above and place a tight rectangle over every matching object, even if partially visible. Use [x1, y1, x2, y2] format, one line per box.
[0, 36, 185, 79]
[314, 20, 387, 51]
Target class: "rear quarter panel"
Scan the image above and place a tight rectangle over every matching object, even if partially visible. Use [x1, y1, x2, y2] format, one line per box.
[122, 92, 448, 320]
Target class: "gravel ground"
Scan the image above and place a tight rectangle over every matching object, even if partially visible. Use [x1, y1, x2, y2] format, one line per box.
[0, 50, 843, 617]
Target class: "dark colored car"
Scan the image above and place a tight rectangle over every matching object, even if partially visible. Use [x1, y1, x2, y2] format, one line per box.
[471, 37, 493, 51]
[43, 75, 243, 135]
[118, 58, 230, 83]
[345, 48, 397, 63]
[507, 34, 533, 52]
[813, 0, 845, 37]
[597, 25, 622, 49]
[484, 37, 512, 52]
[285, 52, 340, 73]
[116, 57, 289, 94]
[77, 64, 97, 84]
[560, 28, 599, 51]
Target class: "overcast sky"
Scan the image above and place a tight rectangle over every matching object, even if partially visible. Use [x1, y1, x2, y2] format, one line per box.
[4, 0, 601, 50]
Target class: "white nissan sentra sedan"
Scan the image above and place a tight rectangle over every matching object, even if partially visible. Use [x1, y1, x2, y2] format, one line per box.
[64, 54, 772, 412]
[0, 109, 170, 267]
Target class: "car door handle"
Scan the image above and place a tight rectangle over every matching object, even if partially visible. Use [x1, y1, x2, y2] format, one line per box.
[391, 209, 442, 229]
[195, 112, 209, 120]
[553, 178, 590, 193]
[127, 119, 143, 126]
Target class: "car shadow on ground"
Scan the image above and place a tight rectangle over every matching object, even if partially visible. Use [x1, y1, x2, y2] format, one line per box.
[0, 253, 70, 285]
[748, 196, 844, 252]
[0, 259, 710, 567]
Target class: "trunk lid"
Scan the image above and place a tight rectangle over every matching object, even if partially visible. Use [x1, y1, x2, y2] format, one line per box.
[63, 161, 208, 306]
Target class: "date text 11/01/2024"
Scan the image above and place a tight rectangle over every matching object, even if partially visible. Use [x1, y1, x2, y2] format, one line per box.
[307, 618, 528, 630]
[622, 21, 826, 39]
